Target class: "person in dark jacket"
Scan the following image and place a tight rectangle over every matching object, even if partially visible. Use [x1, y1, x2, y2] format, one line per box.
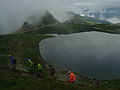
[92, 78, 100, 86]
[48, 65, 56, 79]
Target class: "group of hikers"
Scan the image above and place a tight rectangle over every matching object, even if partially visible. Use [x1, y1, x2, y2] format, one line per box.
[9, 55, 56, 79]
[8, 55, 101, 85]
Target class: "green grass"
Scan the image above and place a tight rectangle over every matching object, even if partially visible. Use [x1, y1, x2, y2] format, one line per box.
[0, 34, 52, 73]
[22, 23, 120, 35]
[0, 69, 120, 90]
[0, 33, 120, 90]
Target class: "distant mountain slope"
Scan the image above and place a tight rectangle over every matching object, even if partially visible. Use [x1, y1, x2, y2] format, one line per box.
[16, 11, 120, 35]
[68, 6, 120, 23]
[39, 11, 59, 25]
[65, 12, 111, 25]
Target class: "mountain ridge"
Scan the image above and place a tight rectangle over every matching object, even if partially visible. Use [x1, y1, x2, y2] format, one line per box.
[68, 6, 120, 23]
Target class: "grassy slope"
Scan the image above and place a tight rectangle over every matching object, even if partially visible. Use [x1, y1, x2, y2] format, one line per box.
[0, 69, 120, 90]
[0, 34, 52, 73]
[0, 33, 120, 90]
[0, 34, 50, 62]
[23, 24, 120, 35]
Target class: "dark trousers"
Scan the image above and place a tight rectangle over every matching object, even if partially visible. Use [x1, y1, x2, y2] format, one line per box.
[38, 70, 44, 78]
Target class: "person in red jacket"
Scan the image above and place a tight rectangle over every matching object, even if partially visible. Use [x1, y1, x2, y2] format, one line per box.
[68, 71, 76, 83]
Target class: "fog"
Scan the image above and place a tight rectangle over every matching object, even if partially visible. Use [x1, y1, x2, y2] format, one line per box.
[0, 0, 120, 34]
[0, 0, 71, 34]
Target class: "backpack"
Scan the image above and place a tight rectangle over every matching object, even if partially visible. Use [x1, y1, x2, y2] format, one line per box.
[14, 59, 17, 64]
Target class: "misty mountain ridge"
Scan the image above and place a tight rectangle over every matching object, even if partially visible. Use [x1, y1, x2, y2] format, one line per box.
[17, 10, 113, 34]
[21, 10, 110, 29]
[65, 12, 111, 25]
[20, 11, 59, 31]
[24, 11, 58, 26]
[68, 6, 120, 24]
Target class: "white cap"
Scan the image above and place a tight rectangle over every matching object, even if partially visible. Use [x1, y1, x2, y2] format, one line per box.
[68, 71, 71, 74]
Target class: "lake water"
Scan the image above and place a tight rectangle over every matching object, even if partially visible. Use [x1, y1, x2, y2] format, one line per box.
[40, 31, 120, 80]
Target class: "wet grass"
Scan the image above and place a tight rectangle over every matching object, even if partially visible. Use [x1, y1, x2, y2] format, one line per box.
[0, 33, 120, 90]
[0, 69, 120, 90]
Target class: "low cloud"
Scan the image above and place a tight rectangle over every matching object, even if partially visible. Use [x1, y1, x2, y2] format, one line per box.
[0, 0, 120, 34]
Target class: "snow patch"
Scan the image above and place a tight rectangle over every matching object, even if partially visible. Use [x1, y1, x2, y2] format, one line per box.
[107, 17, 120, 24]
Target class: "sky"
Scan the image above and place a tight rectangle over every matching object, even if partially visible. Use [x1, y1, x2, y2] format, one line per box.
[0, 0, 120, 34]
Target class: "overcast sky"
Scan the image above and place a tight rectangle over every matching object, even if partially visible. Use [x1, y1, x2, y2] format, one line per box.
[0, 0, 120, 34]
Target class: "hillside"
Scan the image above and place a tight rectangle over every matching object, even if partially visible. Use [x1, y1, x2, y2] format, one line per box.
[0, 69, 120, 90]
[0, 33, 120, 90]
[39, 11, 59, 25]
[16, 11, 120, 35]
[65, 12, 111, 25]
[1, 10, 120, 90]
[68, 5, 120, 23]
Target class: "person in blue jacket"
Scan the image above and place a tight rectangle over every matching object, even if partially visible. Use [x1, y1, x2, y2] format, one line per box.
[9, 55, 17, 71]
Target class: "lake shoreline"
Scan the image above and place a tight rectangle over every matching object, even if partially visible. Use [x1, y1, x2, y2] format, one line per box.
[40, 31, 120, 80]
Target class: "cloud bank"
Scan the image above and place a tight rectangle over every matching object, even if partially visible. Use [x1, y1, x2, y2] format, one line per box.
[0, 0, 120, 34]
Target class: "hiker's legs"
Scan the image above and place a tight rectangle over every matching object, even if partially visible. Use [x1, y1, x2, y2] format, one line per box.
[69, 80, 75, 83]
[71, 81, 74, 83]
[38, 70, 44, 79]
[28, 66, 34, 75]
[51, 72, 55, 78]
[38, 70, 41, 78]
[12, 64, 16, 72]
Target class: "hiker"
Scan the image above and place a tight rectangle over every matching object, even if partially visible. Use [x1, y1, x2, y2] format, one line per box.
[93, 78, 96, 85]
[37, 63, 44, 78]
[24, 58, 34, 74]
[24, 58, 33, 68]
[68, 71, 76, 83]
[92, 78, 100, 86]
[48, 65, 56, 79]
[9, 55, 17, 71]
[96, 79, 100, 86]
